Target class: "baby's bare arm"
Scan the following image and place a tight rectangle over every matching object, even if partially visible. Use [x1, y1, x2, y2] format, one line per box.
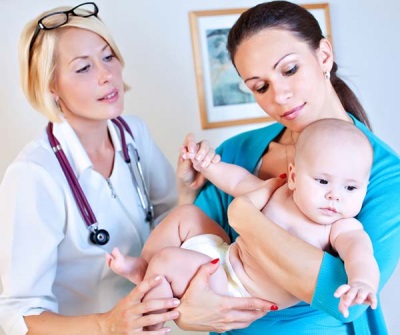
[330, 219, 380, 317]
[182, 150, 264, 197]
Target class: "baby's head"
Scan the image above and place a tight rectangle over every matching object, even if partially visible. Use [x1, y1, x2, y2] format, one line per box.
[288, 119, 373, 225]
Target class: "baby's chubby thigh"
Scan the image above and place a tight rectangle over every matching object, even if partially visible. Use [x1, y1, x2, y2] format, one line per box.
[145, 242, 229, 298]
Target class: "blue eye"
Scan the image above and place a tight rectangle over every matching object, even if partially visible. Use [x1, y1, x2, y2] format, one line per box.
[104, 54, 114, 62]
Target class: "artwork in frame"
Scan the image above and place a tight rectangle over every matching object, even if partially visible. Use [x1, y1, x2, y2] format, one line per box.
[189, 3, 332, 129]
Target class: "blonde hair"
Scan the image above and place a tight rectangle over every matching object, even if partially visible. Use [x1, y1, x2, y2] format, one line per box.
[19, 5, 128, 122]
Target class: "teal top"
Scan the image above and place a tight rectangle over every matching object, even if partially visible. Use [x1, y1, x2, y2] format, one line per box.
[194, 116, 400, 335]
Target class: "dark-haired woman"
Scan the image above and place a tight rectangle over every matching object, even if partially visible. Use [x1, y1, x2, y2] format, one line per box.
[175, 1, 400, 334]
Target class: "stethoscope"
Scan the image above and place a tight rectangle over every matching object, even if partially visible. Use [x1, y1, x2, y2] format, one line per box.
[46, 116, 154, 245]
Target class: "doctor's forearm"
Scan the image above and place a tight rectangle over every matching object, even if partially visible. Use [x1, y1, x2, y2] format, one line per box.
[25, 312, 103, 335]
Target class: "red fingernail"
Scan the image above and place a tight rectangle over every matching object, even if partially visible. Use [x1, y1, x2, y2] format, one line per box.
[279, 173, 287, 179]
[270, 305, 279, 311]
[211, 258, 220, 264]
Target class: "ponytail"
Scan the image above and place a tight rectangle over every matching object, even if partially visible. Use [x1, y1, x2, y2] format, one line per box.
[330, 62, 372, 130]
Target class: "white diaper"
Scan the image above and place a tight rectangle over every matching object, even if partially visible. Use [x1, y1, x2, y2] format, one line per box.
[181, 234, 251, 297]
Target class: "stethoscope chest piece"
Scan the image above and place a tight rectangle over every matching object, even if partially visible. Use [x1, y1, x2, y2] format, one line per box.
[90, 227, 110, 246]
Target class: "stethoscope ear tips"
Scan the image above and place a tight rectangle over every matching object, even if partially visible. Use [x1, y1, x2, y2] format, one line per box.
[90, 229, 110, 245]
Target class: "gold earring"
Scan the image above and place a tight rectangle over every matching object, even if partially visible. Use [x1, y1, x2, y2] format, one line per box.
[324, 71, 331, 80]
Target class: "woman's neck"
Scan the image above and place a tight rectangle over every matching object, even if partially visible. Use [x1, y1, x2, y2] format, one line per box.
[67, 118, 115, 178]
[323, 84, 353, 123]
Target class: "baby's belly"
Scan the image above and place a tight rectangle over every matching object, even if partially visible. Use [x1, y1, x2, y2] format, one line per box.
[229, 243, 299, 309]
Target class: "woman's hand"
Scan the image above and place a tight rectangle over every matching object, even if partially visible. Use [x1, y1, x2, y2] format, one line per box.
[98, 275, 180, 334]
[176, 133, 220, 205]
[174, 260, 275, 333]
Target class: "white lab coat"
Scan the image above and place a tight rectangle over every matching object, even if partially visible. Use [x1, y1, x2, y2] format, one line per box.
[0, 115, 177, 334]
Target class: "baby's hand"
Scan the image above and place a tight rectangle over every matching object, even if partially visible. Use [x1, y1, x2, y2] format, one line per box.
[180, 143, 220, 171]
[334, 282, 377, 318]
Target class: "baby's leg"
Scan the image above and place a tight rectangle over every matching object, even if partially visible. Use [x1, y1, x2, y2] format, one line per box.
[142, 204, 230, 261]
[143, 246, 228, 331]
[106, 247, 147, 284]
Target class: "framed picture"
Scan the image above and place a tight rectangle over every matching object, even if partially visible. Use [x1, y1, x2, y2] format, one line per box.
[189, 3, 332, 129]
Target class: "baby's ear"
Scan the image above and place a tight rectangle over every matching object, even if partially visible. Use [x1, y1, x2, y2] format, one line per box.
[287, 163, 296, 190]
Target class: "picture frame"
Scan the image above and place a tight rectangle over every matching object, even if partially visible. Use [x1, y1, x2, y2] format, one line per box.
[189, 3, 332, 129]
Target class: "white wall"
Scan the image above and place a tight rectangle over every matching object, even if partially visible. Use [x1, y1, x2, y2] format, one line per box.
[0, 1, 398, 334]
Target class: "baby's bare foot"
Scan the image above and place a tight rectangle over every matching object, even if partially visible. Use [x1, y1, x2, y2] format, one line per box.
[107, 247, 148, 284]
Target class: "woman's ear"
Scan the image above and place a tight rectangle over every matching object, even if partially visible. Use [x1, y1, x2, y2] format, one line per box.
[49, 76, 59, 96]
[287, 163, 296, 191]
[49, 81, 61, 109]
[317, 38, 334, 73]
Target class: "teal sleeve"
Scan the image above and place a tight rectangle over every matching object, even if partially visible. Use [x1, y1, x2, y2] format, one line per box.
[312, 253, 367, 322]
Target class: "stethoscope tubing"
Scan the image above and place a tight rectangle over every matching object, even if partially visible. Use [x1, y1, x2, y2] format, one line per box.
[111, 118, 154, 224]
[47, 122, 97, 229]
[46, 117, 154, 245]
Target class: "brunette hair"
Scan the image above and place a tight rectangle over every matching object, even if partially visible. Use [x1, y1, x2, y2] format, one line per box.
[227, 1, 371, 129]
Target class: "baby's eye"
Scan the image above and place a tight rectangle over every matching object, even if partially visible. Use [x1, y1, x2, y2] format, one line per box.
[345, 186, 357, 191]
[316, 178, 328, 185]
[76, 65, 90, 73]
[284, 65, 298, 76]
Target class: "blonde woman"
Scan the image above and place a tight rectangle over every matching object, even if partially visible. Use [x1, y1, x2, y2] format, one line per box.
[0, 2, 226, 334]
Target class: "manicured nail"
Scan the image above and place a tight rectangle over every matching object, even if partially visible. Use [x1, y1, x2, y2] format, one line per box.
[279, 173, 287, 179]
[270, 305, 279, 311]
[211, 258, 220, 264]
